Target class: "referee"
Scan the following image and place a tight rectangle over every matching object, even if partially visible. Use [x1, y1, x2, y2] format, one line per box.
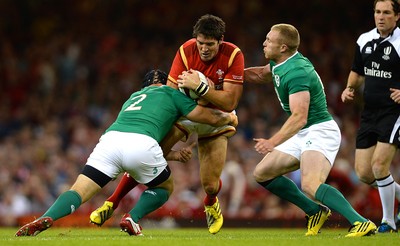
[341, 0, 400, 233]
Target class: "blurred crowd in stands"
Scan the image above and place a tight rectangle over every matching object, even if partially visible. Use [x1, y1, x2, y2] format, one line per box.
[0, 0, 398, 227]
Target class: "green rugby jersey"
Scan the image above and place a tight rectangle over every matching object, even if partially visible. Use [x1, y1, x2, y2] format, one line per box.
[270, 52, 332, 128]
[106, 85, 197, 142]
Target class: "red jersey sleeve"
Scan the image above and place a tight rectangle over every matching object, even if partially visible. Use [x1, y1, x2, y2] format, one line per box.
[222, 44, 244, 86]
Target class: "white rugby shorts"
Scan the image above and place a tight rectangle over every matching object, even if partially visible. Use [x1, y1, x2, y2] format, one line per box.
[86, 131, 168, 184]
[274, 120, 341, 165]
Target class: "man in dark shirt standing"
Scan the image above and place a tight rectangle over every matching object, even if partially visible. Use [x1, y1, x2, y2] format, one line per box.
[341, 0, 400, 233]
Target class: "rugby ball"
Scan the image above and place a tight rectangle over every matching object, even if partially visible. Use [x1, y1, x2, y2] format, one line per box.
[179, 71, 208, 100]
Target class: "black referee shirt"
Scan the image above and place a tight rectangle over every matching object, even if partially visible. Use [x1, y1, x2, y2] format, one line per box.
[352, 27, 400, 108]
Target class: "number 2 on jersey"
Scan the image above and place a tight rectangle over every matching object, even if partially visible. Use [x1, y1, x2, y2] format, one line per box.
[124, 94, 147, 111]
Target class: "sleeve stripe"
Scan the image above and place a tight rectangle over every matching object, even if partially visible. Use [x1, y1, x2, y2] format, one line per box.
[179, 45, 189, 70]
[224, 79, 243, 84]
[168, 75, 178, 84]
[228, 48, 241, 68]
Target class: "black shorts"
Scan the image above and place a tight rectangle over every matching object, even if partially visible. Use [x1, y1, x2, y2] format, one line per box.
[356, 107, 400, 149]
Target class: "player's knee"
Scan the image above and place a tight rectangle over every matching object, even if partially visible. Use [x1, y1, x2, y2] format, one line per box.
[253, 169, 264, 183]
[253, 165, 274, 183]
[354, 163, 375, 184]
[371, 161, 391, 178]
[358, 175, 374, 184]
[300, 182, 317, 199]
[354, 167, 374, 184]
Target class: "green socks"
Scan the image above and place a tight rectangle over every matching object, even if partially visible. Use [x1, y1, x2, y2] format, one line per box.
[260, 176, 367, 224]
[260, 176, 320, 215]
[129, 188, 169, 222]
[315, 183, 366, 224]
[42, 190, 82, 221]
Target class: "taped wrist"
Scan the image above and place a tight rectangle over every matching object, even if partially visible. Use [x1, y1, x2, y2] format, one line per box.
[195, 82, 209, 96]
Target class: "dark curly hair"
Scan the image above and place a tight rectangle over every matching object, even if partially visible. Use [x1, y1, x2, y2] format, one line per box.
[192, 14, 225, 41]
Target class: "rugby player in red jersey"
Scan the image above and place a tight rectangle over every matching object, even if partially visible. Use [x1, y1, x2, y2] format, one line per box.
[90, 14, 244, 234]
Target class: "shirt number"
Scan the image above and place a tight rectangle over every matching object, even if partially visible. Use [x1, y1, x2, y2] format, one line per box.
[124, 94, 147, 111]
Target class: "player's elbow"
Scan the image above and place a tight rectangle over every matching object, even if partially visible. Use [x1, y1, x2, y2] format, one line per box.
[291, 112, 307, 128]
[298, 117, 307, 128]
[188, 113, 220, 126]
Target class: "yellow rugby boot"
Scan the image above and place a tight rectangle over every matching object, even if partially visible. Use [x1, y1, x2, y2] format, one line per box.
[345, 220, 377, 237]
[204, 197, 223, 234]
[90, 201, 114, 226]
[305, 204, 331, 236]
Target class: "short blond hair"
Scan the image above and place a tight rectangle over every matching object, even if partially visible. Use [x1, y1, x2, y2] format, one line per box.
[271, 24, 300, 52]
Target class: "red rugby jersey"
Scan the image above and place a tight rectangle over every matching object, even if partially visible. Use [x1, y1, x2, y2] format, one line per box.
[168, 38, 244, 91]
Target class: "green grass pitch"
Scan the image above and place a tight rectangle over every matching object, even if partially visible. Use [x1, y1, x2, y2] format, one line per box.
[1, 227, 399, 246]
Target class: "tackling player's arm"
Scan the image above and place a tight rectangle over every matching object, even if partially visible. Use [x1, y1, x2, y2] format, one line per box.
[244, 65, 273, 84]
[186, 105, 238, 127]
[164, 142, 196, 163]
[159, 125, 189, 162]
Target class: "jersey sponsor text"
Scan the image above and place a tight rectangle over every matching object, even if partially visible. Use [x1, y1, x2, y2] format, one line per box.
[364, 67, 392, 79]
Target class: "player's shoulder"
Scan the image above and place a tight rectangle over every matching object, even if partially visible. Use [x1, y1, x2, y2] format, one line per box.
[162, 85, 186, 96]
[179, 39, 198, 58]
[158, 85, 178, 94]
[283, 53, 314, 76]
[357, 28, 379, 46]
[170, 86, 198, 106]
[146, 85, 174, 95]
[394, 27, 400, 38]
[154, 85, 190, 103]
[286, 52, 310, 67]
[391, 27, 400, 45]
[220, 41, 241, 52]
[219, 41, 243, 61]
[157, 84, 173, 90]
[181, 38, 197, 49]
